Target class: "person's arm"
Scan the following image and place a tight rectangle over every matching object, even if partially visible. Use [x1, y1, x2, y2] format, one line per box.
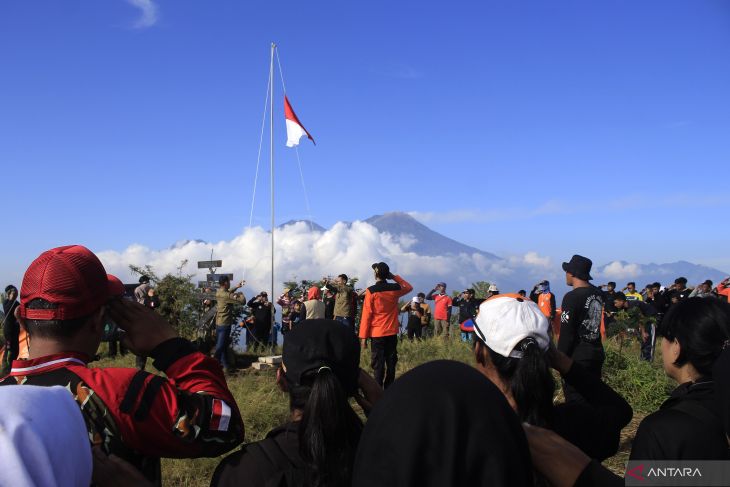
[550, 293, 556, 320]
[530, 288, 539, 304]
[400, 302, 410, 312]
[523, 424, 622, 487]
[359, 290, 373, 341]
[425, 289, 437, 301]
[246, 297, 258, 307]
[392, 275, 414, 297]
[689, 286, 700, 298]
[628, 416, 666, 461]
[106, 300, 244, 458]
[299, 303, 307, 321]
[557, 294, 578, 356]
[551, 347, 633, 459]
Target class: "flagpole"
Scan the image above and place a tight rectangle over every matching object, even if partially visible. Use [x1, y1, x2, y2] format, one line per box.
[270, 42, 276, 344]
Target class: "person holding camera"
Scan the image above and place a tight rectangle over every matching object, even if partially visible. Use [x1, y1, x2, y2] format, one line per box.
[400, 297, 424, 340]
[359, 262, 413, 388]
[0, 245, 244, 485]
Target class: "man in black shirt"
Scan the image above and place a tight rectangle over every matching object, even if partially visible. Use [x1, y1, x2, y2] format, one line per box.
[559, 255, 605, 402]
[668, 277, 692, 306]
[247, 292, 274, 349]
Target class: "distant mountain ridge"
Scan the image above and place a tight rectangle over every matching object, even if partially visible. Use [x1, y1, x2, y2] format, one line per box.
[234, 212, 728, 297]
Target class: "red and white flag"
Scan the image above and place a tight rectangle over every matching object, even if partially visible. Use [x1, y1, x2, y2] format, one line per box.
[284, 95, 315, 147]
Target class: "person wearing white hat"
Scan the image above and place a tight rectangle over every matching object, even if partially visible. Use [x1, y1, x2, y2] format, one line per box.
[472, 294, 632, 461]
[487, 284, 500, 298]
[400, 297, 425, 340]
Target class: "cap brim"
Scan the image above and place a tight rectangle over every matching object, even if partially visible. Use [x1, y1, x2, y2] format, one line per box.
[107, 275, 125, 297]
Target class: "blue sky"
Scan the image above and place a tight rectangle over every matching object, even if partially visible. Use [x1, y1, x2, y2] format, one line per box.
[1, 0, 729, 284]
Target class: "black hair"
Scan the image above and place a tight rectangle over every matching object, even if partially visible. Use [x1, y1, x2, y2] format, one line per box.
[474, 337, 555, 428]
[338, 274, 348, 282]
[675, 277, 688, 285]
[627, 282, 636, 287]
[607, 281, 616, 288]
[287, 369, 363, 487]
[652, 282, 661, 289]
[518, 290, 526, 296]
[139, 275, 150, 284]
[5, 285, 17, 295]
[218, 275, 230, 286]
[658, 297, 730, 376]
[417, 292, 425, 298]
[24, 298, 93, 339]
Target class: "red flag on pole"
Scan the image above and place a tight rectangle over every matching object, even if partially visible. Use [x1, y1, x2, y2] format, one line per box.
[284, 96, 315, 147]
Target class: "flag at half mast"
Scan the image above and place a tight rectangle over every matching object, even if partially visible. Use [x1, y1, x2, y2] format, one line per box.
[284, 95, 315, 147]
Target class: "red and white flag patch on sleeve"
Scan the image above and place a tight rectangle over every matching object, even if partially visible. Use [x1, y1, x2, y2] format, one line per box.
[210, 399, 232, 432]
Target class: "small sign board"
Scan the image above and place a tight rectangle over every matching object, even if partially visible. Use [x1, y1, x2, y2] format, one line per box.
[199, 281, 220, 289]
[197, 260, 222, 269]
[207, 273, 233, 283]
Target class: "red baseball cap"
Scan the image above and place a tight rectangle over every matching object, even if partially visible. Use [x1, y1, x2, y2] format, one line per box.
[19, 245, 118, 321]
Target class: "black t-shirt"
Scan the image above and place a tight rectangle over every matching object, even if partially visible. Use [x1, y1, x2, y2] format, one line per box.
[558, 286, 604, 357]
[212, 422, 305, 487]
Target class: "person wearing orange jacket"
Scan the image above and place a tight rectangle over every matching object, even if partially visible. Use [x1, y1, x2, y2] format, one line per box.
[359, 262, 413, 388]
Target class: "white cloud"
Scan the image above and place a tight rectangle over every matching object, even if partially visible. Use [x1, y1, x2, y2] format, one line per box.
[127, 0, 158, 29]
[96, 220, 556, 297]
[600, 261, 642, 279]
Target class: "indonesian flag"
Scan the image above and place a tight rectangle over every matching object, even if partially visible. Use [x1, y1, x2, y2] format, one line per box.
[284, 95, 315, 147]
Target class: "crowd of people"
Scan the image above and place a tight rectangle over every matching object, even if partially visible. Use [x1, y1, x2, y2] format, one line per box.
[1, 246, 729, 487]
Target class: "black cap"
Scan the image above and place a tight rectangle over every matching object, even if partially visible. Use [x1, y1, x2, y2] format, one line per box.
[562, 254, 593, 281]
[613, 292, 627, 302]
[372, 262, 390, 278]
[283, 319, 360, 395]
[139, 275, 150, 284]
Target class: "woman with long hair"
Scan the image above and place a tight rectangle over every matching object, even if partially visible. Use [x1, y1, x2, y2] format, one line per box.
[471, 294, 632, 461]
[212, 319, 381, 487]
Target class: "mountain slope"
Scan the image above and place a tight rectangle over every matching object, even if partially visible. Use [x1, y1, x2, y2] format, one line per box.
[364, 212, 501, 259]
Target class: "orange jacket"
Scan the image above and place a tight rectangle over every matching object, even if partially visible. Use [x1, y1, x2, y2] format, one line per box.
[359, 275, 413, 339]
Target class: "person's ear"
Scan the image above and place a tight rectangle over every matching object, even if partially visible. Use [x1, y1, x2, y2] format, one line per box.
[88, 306, 106, 334]
[16, 308, 28, 334]
[669, 338, 681, 361]
[474, 340, 488, 367]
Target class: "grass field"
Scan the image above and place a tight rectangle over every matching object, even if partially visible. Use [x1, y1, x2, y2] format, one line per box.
[94, 335, 674, 486]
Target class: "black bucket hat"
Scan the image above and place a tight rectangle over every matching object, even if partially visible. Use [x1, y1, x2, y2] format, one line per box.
[562, 254, 593, 281]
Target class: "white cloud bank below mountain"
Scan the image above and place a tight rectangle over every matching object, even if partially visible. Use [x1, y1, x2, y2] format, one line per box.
[97, 221, 555, 296]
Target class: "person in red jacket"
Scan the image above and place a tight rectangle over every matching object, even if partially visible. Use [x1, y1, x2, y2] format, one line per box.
[0, 245, 244, 486]
[359, 262, 413, 388]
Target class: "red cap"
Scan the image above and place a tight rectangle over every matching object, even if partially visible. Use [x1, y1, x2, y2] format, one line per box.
[107, 275, 126, 298]
[19, 245, 116, 321]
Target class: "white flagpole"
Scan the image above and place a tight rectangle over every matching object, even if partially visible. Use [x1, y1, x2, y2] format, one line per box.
[270, 42, 276, 342]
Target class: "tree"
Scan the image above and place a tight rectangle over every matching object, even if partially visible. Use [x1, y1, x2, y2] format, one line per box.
[470, 281, 492, 300]
[129, 260, 201, 338]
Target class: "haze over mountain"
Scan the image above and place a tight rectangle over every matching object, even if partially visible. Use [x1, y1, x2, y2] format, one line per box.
[96, 211, 728, 302]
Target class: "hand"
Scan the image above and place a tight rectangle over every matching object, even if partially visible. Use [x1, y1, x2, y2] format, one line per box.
[546, 343, 573, 375]
[360, 338, 368, 349]
[238, 280, 245, 288]
[92, 446, 154, 487]
[642, 331, 649, 341]
[107, 299, 177, 356]
[522, 424, 590, 487]
[353, 369, 383, 414]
